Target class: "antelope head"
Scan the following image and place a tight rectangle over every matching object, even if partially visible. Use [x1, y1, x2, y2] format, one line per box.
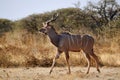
[39, 13, 59, 35]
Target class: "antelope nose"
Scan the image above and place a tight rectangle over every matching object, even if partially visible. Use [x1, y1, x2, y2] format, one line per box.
[39, 29, 47, 35]
[39, 29, 42, 32]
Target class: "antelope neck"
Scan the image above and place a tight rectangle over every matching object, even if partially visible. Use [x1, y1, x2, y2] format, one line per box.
[47, 29, 59, 47]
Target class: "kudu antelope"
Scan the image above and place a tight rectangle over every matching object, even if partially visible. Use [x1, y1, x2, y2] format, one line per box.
[39, 13, 100, 74]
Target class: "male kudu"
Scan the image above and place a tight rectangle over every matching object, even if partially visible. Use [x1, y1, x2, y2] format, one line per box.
[39, 13, 100, 74]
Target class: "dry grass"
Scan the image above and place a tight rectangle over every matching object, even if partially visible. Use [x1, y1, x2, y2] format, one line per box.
[0, 67, 120, 80]
[0, 30, 120, 67]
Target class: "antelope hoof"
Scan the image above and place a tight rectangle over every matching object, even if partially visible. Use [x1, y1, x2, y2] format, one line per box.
[67, 72, 71, 74]
[86, 71, 89, 74]
[49, 70, 52, 74]
[97, 69, 100, 73]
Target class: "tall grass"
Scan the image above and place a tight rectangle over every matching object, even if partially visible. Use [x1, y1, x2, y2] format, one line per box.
[0, 29, 120, 68]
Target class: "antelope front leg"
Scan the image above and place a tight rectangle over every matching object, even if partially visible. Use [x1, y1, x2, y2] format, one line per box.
[49, 50, 62, 74]
[49, 57, 56, 74]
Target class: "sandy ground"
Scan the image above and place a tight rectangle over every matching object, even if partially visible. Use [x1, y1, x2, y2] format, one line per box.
[0, 67, 120, 80]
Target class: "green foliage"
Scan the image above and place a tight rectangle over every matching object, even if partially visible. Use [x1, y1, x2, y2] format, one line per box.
[10, 8, 97, 33]
[100, 18, 120, 39]
[0, 19, 12, 34]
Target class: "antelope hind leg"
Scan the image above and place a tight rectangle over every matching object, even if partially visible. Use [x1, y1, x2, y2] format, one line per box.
[85, 54, 91, 74]
[90, 49, 100, 73]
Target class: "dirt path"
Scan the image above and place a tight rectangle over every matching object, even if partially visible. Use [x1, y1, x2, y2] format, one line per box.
[0, 67, 120, 80]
